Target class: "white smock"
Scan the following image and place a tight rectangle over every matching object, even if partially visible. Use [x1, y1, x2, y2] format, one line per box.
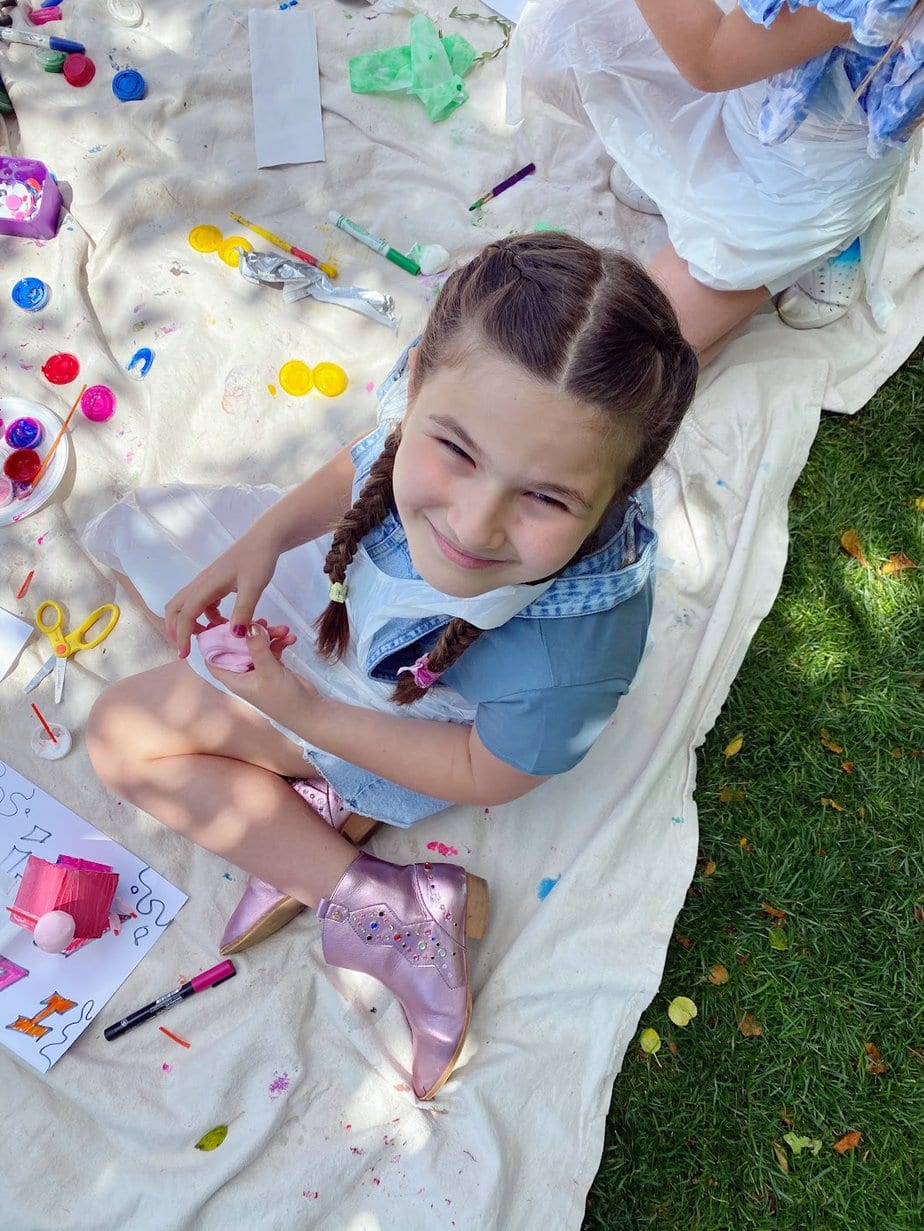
[81, 474, 553, 763]
[507, 0, 917, 323]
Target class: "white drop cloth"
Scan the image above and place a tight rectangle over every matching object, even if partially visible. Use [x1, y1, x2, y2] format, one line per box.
[1, 2, 922, 1229]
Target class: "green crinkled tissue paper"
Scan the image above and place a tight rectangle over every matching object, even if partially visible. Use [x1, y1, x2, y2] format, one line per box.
[349, 14, 477, 122]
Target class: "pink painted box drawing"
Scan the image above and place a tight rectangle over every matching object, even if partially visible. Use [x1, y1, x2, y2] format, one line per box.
[7, 854, 119, 953]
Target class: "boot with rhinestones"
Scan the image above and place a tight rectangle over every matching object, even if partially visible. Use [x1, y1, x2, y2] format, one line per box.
[317, 852, 489, 1100]
[218, 778, 379, 956]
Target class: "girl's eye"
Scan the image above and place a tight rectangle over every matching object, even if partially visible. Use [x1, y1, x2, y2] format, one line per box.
[527, 491, 568, 511]
[439, 438, 472, 462]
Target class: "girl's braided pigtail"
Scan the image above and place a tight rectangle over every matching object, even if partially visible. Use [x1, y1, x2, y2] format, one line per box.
[391, 617, 485, 705]
[314, 430, 401, 660]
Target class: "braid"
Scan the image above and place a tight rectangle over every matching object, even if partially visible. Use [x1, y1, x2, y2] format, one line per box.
[391, 618, 485, 705]
[314, 429, 400, 660]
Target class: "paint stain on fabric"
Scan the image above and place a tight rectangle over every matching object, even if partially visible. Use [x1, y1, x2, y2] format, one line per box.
[302, 1190, 319, 1200]
[537, 875, 560, 900]
[365, 381, 375, 393]
[162, 1063, 171, 1072]
[426, 840, 458, 857]
[672, 816, 685, 825]
[269, 1071, 291, 1099]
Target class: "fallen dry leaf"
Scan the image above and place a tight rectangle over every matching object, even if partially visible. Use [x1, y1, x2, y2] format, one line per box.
[674, 931, 694, 949]
[864, 1042, 889, 1075]
[840, 761, 855, 773]
[833, 1130, 862, 1154]
[639, 1027, 661, 1055]
[667, 996, 698, 1027]
[772, 1141, 789, 1173]
[820, 797, 846, 812]
[760, 902, 787, 921]
[738, 1012, 763, 1038]
[839, 529, 868, 567]
[724, 733, 744, 761]
[719, 786, 745, 803]
[707, 963, 729, 985]
[703, 860, 717, 877]
[880, 552, 915, 576]
[820, 729, 844, 754]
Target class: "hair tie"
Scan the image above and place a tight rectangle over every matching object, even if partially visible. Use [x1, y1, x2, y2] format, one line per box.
[398, 653, 442, 689]
[328, 580, 348, 604]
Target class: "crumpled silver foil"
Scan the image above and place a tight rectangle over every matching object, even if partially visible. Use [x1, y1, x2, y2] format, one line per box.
[238, 251, 397, 328]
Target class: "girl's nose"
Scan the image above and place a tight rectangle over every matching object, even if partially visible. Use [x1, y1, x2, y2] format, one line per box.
[447, 488, 507, 553]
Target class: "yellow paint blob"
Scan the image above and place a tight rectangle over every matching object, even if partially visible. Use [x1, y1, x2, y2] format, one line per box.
[268, 384, 277, 397]
[188, 224, 223, 253]
[312, 362, 348, 398]
[279, 360, 313, 397]
[218, 236, 253, 266]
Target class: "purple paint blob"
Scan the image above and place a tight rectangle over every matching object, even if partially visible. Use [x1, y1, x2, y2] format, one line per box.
[269, 1070, 291, 1099]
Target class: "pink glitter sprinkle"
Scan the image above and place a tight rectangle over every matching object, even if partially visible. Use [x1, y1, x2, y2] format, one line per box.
[426, 841, 458, 857]
[268, 1071, 291, 1098]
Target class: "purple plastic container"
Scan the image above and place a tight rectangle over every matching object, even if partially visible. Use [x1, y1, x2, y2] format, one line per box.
[0, 157, 63, 240]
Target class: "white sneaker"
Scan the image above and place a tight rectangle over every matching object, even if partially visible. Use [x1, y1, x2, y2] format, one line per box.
[609, 163, 661, 215]
[776, 239, 864, 329]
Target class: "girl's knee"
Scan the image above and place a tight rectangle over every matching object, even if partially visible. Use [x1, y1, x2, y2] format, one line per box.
[86, 678, 150, 788]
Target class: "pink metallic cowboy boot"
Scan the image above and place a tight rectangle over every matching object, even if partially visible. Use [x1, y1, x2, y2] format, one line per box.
[218, 778, 379, 957]
[317, 852, 489, 1101]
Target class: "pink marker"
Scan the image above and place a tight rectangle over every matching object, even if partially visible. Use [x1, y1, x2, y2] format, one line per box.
[103, 959, 236, 1041]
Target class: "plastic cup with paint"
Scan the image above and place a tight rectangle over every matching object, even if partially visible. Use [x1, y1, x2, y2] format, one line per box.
[218, 235, 253, 266]
[63, 53, 96, 87]
[126, 346, 154, 379]
[279, 360, 313, 397]
[108, 0, 144, 27]
[81, 384, 116, 422]
[312, 362, 348, 398]
[3, 448, 42, 484]
[0, 475, 13, 508]
[34, 48, 67, 72]
[5, 416, 44, 449]
[42, 351, 80, 384]
[31, 721, 72, 760]
[188, 224, 223, 253]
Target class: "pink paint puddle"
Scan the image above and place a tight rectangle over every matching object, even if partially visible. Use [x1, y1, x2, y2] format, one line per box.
[426, 840, 458, 857]
[269, 1070, 291, 1099]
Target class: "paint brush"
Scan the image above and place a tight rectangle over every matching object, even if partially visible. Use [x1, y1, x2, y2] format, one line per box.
[229, 212, 337, 279]
[31, 702, 58, 743]
[468, 162, 536, 211]
[30, 382, 86, 489]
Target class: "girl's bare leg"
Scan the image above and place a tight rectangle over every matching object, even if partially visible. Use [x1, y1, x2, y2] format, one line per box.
[647, 241, 770, 364]
[87, 661, 358, 907]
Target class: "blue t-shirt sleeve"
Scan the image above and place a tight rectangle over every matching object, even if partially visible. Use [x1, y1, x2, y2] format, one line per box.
[474, 678, 632, 776]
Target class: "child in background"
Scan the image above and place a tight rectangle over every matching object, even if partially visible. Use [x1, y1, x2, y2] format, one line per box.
[85, 233, 697, 1100]
[510, 1, 924, 360]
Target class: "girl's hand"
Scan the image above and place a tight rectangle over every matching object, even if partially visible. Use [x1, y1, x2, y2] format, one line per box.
[165, 535, 280, 658]
[207, 623, 320, 728]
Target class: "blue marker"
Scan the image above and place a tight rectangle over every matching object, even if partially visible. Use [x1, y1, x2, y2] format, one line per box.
[0, 29, 86, 53]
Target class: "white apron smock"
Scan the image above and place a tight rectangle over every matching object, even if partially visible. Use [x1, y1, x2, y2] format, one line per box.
[507, 0, 916, 324]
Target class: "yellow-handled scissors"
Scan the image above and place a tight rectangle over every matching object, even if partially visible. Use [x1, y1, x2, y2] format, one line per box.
[23, 600, 121, 704]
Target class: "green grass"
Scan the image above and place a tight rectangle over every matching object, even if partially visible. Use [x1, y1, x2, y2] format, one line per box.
[583, 347, 924, 1231]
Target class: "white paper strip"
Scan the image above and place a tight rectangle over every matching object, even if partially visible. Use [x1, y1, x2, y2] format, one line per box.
[249, 8, 326, 169]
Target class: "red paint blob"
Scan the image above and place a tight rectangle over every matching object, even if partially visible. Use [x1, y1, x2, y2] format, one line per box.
[42, 352, 80, 384]
[3, 448, 42, 483]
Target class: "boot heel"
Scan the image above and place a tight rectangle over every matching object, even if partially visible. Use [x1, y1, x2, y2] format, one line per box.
[465, 873, 489, 940]
[341, 813, 381, 845]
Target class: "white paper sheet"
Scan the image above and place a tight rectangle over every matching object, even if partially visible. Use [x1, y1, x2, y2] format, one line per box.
[249, 8, 325, 168]
[0, 606, 32, 680]
[0, 760, 187, 1072]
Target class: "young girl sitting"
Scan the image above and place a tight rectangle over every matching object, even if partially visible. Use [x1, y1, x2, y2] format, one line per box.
[510, 1, 924, 360]
[85, 233, 697, 1100]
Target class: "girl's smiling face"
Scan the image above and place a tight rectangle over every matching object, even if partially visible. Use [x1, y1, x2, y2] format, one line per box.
[392, 350, 636, 598]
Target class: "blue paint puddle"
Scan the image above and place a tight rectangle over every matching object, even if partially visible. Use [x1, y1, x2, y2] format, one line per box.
[537, 875, 561, 900]
[672, 816, 684, 825]
[716, 479, 727, 487]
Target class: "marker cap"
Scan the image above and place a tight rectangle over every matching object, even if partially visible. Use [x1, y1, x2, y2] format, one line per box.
[11, 277, 48, 311]
[190, 959, 236, 992]
[386, 248, 421, 276]
[112, 68, 145, 101]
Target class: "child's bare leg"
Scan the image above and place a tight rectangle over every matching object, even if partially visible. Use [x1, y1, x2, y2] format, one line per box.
[109, 568, 167, 639]
[647, 241, 769, 362]
[87, 661, 358, 906]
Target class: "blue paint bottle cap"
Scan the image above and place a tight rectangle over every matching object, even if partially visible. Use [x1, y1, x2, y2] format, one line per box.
[11, 277, 49, 311]
[113, 69, 146, 101]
